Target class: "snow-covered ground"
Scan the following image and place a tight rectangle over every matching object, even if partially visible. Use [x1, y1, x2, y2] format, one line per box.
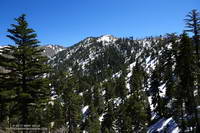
[148, 117, 180, 133]
[97, 34, 117, 45]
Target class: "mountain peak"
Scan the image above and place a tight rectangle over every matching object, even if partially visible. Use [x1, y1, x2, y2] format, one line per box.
[42, 44, 66, 58]
[97, 34, 117, 43]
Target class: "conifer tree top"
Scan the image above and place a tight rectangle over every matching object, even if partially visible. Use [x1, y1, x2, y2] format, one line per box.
[7, 14, 39, 46]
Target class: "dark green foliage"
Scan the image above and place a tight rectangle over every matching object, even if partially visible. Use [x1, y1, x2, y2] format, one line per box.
[150, 66, 164, 117]
[116, 103, 133, 132]
[127, 63, 148, 131]
[86, 45, 126, 81]
[175, 33, 199, 131]
[93, 83, 104, 114]
[185, 10, 200, 132]
[185, 9, 200, 58]
[81, 80, 103, 132]
[51, 72, 82, 132]
[85, 104, 101, 133]
[103, 80, 116, 102]
[115, 75, 128, 101]
[101, 101, 115, 133]
[45, 100, 65, 130]
[0, 14, 50, 125]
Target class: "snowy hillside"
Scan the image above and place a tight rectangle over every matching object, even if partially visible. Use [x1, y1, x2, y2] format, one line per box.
[49, 34, 184, 132]
[42, 44, 66, 58]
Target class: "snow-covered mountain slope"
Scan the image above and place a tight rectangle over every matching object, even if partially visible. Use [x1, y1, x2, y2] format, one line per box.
[50, 34, 176, 101]
[49, 34, 181, 132]
[0, 45, 7, 51]
[50, 35, 171, 78]
[42, 44, 66, 58]
[97, 34, 118, 44]
[0, 44, 65, 58]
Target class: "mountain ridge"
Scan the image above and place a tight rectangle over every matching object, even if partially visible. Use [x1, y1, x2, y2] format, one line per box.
[49, 33, 181, 132]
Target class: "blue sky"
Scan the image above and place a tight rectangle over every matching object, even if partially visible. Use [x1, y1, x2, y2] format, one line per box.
[0, 0, 199, 46]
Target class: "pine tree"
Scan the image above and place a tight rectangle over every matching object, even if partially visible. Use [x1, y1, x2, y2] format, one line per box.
[185, 10, 200, 116]
[164, 34, 177, 100]
[115, 73, 128, 102]
[185, 9, 200, 58]
[0, 46, 19, 125]
[101, 101, 115, 133]
[83, 82, 103, 132]
[103, 80, 116, 102]
[57, 73, 82, 133]
[162, 34, 179, 117]
[116, 103, 132, 132]
[150, 65, 164, 117]
[116, 63, 148, 132]
[128, 63, 148, 131]
[0, 14, 50, 124]
[85, 103, 101, 133]
[45, 99, 64, 130]
[175, 33, 198, 131]
[93, 83, 104, 115]
[101, 80, 116, 132]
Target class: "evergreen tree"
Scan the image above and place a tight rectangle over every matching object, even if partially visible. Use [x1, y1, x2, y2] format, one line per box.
[116, 103, 132, 132]
[129, 63, 148, 131]
[53, 72, 82, 133]
[101, 80, 116, 132]
[175, 33, 198, 131]
[103, 80, 116, 102]
[115, 63, 148, 132]
[82, 81, 103, 132]
[163, 34, 178, 100]
[0, 14, 50, 124]
[101, 101, 115, 133]
[161, 34, 179, 117]
[150, 65, 164, 117]
[45, 99, 65, 131]
[115, 75, 128, 102]
[85, 103, 101, 133]
[93, 83, 104, 115]
[185, 11, 200, 119]
[185, 9, 200, 58]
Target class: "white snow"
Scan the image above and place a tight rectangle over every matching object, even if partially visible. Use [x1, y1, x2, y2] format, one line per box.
[172, 127, 180, 133]
[157, 117, 172, 132]
[148, 117, 180, 133]
[112, 71, 121, 78]
[0, 46, 7, 52]
[79, 92, 83, 96]
[47, 45, 54, 49]
[102, 90, 106, 96]
[159, 83, 166, 97]
[194, 89, 198, 96]
[126, 62, 136, 92]
[81, 105, 89, 114]
[113, 97, 122, 106]
[99, 113, 105, 122]
[148, 96, 154, 111]
[97, 35, 117, 45]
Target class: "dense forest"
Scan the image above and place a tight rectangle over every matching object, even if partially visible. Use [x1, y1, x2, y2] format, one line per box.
[0, 9, 200, 133]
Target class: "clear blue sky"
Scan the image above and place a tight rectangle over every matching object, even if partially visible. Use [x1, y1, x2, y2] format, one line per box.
[0, 0, 199, 46]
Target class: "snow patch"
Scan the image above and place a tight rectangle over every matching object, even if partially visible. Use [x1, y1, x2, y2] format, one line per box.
[97, 35, 117, 45]
[159, 83, 166, 97]
[148, 117, 180, 133]
[82, 105, 89, 114]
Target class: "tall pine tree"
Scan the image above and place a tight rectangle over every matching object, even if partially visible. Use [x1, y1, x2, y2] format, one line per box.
[175, 33, 198, 132]
[0, 14, 50, 124]
[185, 9, 200, 58]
